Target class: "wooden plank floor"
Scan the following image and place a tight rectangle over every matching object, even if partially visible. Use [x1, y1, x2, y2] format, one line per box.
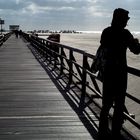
[0, 35, 96, 140]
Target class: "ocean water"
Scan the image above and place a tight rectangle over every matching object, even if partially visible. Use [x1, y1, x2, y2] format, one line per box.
[39, 33, 140, 138]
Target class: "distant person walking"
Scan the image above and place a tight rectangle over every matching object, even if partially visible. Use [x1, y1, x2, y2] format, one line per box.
[18, 30, 22, 38]
[14, 30, 19, 38]
[91, 8, 140, 140]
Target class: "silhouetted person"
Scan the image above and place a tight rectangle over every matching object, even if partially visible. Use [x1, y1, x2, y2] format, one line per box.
[18, 30, 22, 38]
[14, 30, 19, 38]
[93, 8, 140, 140]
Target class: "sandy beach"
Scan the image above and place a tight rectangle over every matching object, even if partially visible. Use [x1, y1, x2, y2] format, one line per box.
[39, 32, 140, 98]
[40, 32, 140, 68]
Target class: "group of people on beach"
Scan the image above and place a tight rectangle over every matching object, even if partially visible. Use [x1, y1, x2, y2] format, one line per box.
[91, 8, 140, 140]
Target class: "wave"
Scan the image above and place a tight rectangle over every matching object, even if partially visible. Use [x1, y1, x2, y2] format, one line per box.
[78, 30, 140, 35]
[78, 31, 102, 34]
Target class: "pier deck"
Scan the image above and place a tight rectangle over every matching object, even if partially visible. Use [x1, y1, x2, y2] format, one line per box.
[0, 35, 96, 140]
[0, 34, 136, 140]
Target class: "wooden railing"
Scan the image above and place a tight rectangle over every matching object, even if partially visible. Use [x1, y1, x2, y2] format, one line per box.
[0, 32, 12, 46]
[22, 32, 140, 139]
[4, 32, 12, 41]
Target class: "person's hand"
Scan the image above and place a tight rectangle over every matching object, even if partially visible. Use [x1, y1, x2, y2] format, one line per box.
[134, 38, 139, 44]
[134, 38, 140, 54]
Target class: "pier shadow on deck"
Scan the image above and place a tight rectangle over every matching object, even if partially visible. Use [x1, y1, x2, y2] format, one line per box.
[27, 43, 100, 139]
[0, 34, 98, 140]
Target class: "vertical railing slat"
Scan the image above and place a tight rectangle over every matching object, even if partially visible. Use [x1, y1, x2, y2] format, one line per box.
[79, 53, 87, 110]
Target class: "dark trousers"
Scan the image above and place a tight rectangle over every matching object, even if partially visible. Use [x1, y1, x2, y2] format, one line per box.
[98, 79, 126, 139]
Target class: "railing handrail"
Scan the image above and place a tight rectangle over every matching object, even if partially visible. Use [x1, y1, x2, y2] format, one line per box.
[0, 32, 12, 46]
[22, 32, 140, 138]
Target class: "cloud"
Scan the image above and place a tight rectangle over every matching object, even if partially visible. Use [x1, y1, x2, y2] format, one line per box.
[15, 0, 21, 4]
[0, 0, 139, 30]
[22, 2, 75, 14]
[22, 3, 48, 14]
[86, 6, 111, 18]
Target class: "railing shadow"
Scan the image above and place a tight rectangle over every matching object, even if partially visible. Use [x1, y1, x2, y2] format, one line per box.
[27, 44, 100, 140]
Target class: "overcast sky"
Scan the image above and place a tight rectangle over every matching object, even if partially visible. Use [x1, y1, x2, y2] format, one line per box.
[0, 0, 140, 31]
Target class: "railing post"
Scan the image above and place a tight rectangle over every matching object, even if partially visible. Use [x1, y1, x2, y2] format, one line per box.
[48, 43, 53, 64]
[69, 50, 73, 84]
[45, 41, 49, 60]
[60, 47, 64, 75]
[79, 53, 87, 110]
[53, 44, 59, 69]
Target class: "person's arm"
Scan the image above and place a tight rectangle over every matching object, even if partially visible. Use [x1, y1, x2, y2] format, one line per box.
[126, 30, 140, 54]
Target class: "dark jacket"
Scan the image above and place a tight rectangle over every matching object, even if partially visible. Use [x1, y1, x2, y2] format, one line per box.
[100, 26, 140, 91]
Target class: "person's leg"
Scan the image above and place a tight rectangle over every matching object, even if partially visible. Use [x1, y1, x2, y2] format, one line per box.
[98, 88, 113, 139]
[112, 92, 126, 139]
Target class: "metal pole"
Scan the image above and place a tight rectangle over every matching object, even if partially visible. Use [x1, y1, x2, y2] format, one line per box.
[1, 23, 2, 34]
[0, 18, 1, 34]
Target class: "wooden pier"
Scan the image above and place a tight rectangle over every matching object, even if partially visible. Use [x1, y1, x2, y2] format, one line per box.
[0, 33, 139, 140]
[0, 35, 98, 139]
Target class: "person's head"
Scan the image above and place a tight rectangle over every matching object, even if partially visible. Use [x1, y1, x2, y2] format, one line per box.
[111, 8, 130, 29]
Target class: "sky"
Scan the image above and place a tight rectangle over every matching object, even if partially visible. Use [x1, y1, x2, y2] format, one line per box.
[0, 0, 140, 31]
